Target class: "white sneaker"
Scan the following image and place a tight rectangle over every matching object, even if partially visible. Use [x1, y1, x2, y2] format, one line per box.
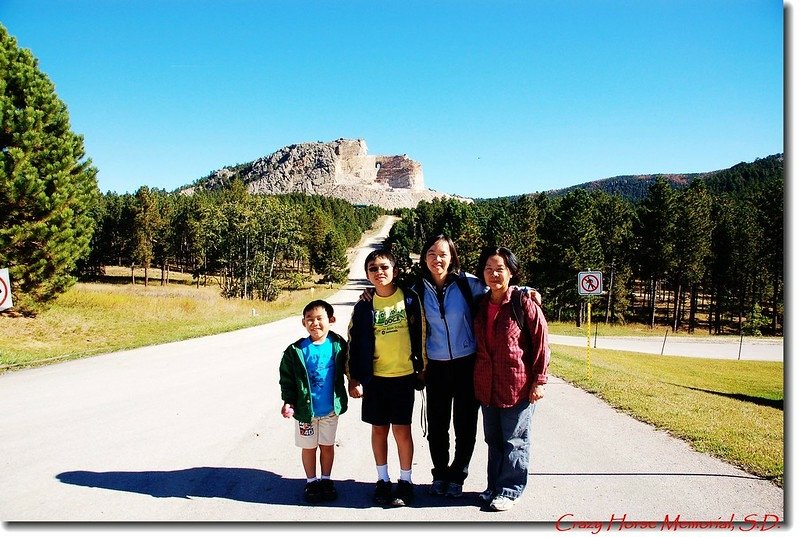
[490, 495, 516, 511]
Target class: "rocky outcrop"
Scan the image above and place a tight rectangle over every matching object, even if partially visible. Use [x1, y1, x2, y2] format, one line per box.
[187, 139, 470, 209]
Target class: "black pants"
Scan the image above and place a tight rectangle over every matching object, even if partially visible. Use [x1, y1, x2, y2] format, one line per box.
[425, 355, 480, 485]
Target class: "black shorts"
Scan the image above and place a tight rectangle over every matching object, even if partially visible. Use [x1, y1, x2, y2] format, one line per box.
[362, 374, 415, 426]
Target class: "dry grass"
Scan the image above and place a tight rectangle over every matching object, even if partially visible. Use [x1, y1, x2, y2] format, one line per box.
[0, 276, 338, 370]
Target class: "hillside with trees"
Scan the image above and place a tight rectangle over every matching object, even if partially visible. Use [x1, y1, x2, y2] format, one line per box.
[82, 184, 383, 301]
[387, 154, 784, 335]
[496, 154, 783, 204]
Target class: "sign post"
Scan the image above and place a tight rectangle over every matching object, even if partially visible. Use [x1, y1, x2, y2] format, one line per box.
[0, 268, 13, 311]
[577, 271, 603, 380]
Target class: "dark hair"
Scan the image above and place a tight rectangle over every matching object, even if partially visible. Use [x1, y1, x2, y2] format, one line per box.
[303, 300, 334, 319]
[477, 246, 521, 285]
[364, 248, 397, 273]
[420, 234, 461, 280]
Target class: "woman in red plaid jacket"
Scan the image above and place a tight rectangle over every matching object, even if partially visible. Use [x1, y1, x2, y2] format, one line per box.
[472, 246, 550, 512]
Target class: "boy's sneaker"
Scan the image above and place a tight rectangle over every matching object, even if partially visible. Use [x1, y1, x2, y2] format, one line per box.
[373, 479, 393, 505]
[478, 489, 494, 503]
[428, 480, 446, 496]
[391, 480, 414, 507]
[489, 495, 516, 511]
[445, 482, 463, 498]
[319, 479, 337, 501]
[303, 480, 322, 503]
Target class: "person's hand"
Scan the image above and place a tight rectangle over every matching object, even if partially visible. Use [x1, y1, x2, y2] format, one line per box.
[529, 384, 544, 403]
[348, 379, 363, 398]
[281, 403, 295, 418]
[359, 288, 375, 302]
[531, 288, 542, 306]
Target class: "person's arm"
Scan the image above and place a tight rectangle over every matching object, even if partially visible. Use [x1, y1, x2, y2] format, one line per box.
[278, 347, 298, 411]
[523, 296, 550, 401]
[359, 287, 375, 302]
[346, 306, 364, 398]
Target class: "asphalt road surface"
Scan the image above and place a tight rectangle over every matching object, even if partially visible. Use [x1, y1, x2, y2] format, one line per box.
[0, 216, 785, 532]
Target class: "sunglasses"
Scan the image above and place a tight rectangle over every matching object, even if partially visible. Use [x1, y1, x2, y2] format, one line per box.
[368, 264, 393, 273]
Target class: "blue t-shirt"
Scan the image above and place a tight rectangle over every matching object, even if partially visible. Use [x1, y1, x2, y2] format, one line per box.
[300, 335, 335, 417]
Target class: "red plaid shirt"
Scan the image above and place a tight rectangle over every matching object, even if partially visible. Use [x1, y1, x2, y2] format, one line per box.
[473, 286, 550, 408]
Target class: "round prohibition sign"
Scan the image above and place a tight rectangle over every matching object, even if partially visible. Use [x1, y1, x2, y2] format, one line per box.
[0, 275, 8, 305]
[580, 274, 600, 293]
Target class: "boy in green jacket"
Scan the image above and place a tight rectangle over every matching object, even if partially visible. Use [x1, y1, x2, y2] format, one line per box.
[279, 300, 349, 504]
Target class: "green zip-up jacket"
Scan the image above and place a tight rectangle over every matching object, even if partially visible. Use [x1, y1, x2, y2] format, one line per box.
[278, 330, 349, 423]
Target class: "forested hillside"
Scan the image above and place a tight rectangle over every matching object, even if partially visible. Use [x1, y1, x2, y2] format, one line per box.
[78, 153, 782, 336]
[387, 154, 784, 335]
[518, 154, 783, 204]
[82, 182, 383, 301]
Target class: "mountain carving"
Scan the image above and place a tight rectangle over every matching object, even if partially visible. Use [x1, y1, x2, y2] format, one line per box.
[185, 139, 470, 209]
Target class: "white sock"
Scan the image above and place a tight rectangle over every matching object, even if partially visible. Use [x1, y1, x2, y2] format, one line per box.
[377, 464, 390, 482]
[321, 475, 330, 480]
[307, 477, 317, 483]
[400, 468, 412, 483]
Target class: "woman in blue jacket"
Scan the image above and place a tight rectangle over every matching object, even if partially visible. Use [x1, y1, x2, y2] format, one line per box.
[418, 234, 486, 498]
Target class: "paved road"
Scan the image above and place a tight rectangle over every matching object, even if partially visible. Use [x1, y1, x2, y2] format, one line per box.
[0, 216, 784, 531]
[549, 334, 783, 362]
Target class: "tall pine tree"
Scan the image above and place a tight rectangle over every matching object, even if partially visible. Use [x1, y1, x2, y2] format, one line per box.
[0, 25, 99, 314]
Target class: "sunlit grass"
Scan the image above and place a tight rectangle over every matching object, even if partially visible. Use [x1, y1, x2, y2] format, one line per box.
[0, 279, 338, 369]
[550, 344, 783, 486]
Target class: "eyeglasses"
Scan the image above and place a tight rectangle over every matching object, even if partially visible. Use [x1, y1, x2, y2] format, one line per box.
[368, 264, 393, 273]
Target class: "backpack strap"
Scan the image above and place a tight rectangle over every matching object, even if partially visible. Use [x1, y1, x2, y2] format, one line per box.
[511, 288, 529, 332]
[454, 272, 477, 316]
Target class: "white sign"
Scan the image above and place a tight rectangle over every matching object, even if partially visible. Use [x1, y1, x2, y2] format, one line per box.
[577, 271, 603, 296]
[0, 268, 12, 310]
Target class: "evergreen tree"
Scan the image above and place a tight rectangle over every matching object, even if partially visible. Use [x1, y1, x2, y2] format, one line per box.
[318, 230, 349, 285]
[592, 191, 635, 323]
[0, 25, 99, 313]
[132, 186, 160, 286]
[634, 178, 677, 327]
[672, 180, 713, 332]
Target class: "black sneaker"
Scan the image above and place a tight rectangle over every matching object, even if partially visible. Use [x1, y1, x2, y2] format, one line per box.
[304, 480, 322, 503]
[320, 479, 337, 501]
[391, 479, 414, 507]
[374, 479, 393, 505]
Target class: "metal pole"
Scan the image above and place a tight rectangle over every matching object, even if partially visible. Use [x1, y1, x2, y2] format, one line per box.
[661, 329, 668, 355]
[738, 332, 744, 360]
[586, 301, 592, 380]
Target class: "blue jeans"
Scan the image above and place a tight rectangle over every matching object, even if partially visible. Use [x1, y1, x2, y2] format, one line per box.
[481, 400, 535, 499]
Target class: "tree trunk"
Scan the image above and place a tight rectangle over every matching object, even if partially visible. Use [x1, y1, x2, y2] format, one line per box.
[672, 282, 682, 332]
[649, 278, 657, 328]
[688, 283, 698, 334]
[605, 264, 615, 323]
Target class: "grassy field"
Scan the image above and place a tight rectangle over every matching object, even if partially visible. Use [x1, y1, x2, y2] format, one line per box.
[550, 344, 783, 487]
[1, 274, 783, 487]
[0, 273, 339, 370]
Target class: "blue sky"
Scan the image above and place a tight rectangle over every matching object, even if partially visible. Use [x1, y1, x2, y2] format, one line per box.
[0, 0, 784, 198]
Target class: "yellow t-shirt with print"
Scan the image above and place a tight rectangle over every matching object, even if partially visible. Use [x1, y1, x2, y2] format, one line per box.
[372, 288, 414, 377]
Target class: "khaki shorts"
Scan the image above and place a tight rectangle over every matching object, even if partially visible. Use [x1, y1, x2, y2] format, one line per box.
[294, 413, 339, 449]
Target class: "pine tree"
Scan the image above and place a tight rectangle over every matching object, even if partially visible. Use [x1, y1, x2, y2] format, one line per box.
[0, 25, 99, 314]
[635, 178, 677, 327]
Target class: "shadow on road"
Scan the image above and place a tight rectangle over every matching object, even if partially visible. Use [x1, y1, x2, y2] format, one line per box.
[533, 472, 771, 481]
[55, 468, 484, 509]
